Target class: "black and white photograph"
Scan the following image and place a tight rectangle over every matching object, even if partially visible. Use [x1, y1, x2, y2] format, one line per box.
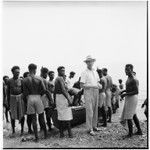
[2, 0, 148, 148]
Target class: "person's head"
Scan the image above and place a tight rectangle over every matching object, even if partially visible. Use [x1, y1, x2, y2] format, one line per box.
[97, 68, 103, 78]
[3, 76, 9, 84]
[23, 72, 29, 78]
[57, 66, 65, 77]
[28, 63, 37, 75]
[102, 68, 108, 76]
[125, 64, 134, 76]
[69, 71, 75, 78]
[118, 79, 122, 84]
[40, 67, 49, 79]
[84, 55, 96, 70]
[48, 71, 55, 80]
[11, 66, 20, 78]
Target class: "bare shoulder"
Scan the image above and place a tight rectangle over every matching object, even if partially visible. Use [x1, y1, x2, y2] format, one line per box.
[8, 78, 14, 84]
[34, 75, 43, 81]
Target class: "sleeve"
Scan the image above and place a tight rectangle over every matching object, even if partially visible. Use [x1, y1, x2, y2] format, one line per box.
[96, 72, 100, 82]
[80, 71, 86, 84]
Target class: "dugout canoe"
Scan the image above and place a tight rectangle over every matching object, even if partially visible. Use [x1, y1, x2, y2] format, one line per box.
[52, 106, 86, 129]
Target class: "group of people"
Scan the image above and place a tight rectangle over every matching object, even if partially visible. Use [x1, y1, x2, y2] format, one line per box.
[3, 55, 145, 142]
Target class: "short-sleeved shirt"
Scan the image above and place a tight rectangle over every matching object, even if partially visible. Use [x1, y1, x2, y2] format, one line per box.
[80, 68, 100, 87]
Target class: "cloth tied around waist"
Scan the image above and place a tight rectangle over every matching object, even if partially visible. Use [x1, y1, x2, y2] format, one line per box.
[10, 94, 25, 121]
[56, 94, 73, 121]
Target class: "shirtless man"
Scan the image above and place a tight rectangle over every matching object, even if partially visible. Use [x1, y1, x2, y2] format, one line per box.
[54, 66, 73, 138]
[102, 68, 113, 123]
[97, 68, 107, 127]
[7, 66, 25, 136]
[120, 64, 142, 137]
[23, 64, 47, 142]
[40, 67, 53, 132]
[23, 71, 33, 134]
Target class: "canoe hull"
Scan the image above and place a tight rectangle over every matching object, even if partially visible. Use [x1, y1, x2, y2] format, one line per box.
[52, 106, 86, 129]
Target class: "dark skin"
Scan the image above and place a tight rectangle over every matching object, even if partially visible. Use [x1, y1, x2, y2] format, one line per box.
[54, 69, 72, 106]
[40, 72, 53, 105]
[7, 69, 23, 109]
[97, 70, 106, 93]
[121, 66, 139, 98]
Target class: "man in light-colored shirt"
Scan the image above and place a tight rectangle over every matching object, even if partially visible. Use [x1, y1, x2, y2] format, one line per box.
[80, 55, 102, 136]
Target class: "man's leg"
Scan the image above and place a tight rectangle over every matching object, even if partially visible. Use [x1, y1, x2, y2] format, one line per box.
[39, 112, 47, 139]
[38, 114, 43, 131]
[20, 116, 25, 135]
[10, 118, 15, 134]
[107, 107, 112, 122]
[5, 107, 9, 122]
[72, 94, 79, 106]
[127, 119, 133, 137]
[59, 120, 64, 138]
[27, 114, 33, 134]
[66, 121, 73, 138]
[133, 114, 142, 135]
[31, 114, 39, 142]
[45, 108, 52, 131]
[92, 90, 99, 130]
[85, 97, 93, 131]
[101, 106, 107, 127]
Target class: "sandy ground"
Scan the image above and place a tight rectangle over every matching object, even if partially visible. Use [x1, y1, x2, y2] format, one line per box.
[3, 99, 148, 148]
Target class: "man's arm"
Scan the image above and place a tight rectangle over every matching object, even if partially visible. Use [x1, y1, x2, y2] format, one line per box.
[59, 78, 72, 105]
[22, 80, 29, 105]
[40, 80, 47, 96]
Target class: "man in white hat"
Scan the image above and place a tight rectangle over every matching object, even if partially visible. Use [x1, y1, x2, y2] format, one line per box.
[80, 55, 102, 136]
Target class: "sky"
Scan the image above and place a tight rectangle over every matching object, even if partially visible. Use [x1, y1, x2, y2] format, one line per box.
[2, 1, 147, 97]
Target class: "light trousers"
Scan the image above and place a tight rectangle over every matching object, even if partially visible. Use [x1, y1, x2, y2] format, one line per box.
[84, 88, 99, 130]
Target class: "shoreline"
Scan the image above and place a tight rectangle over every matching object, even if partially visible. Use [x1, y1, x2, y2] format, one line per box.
[3, 98, 148, 148]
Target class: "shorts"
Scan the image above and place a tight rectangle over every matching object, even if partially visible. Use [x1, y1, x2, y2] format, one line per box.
[27, 95, 44, 115]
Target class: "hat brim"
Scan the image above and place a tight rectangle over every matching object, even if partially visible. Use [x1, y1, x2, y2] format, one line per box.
[84, 59, 96, 63]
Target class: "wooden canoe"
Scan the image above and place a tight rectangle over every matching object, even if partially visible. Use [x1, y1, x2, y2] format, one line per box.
[52, 106, 86, 129]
